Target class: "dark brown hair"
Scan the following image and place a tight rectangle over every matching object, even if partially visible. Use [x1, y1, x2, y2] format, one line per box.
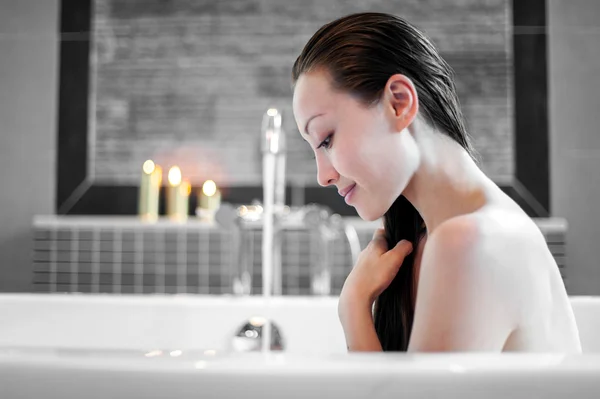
[292, 12, 477, 350]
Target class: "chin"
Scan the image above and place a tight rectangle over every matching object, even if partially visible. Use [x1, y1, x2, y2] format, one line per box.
[355, 206, 385, 222]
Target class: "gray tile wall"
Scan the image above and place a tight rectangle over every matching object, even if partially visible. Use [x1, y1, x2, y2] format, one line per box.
[91, 0, 513, 186]
[31, 217, 567, 295]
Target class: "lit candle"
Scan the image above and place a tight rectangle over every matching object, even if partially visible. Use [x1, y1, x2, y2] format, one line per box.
[196, 180, 222, 222]
[200, 180, 221, 209]
[166, 166, 189, 221]
[138, 160, 162, 221]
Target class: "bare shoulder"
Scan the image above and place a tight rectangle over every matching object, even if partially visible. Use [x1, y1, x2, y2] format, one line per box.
[421, 210, 519, 297]
[422, 207, 553, 299]
[408, 208, 546, 351]
[425, 206, 554, 304]
[425, 207, 547, 271]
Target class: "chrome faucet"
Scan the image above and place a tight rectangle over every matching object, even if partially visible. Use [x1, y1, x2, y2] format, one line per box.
[218, 107, 362, 301]
[259, 107, 286, 352]
[217, 202, 362, 296]
[261, 108, 286, 297]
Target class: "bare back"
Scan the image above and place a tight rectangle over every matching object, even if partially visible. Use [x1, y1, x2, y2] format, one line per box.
[411, 193, 582, 352]
[497, 213, 582, 352]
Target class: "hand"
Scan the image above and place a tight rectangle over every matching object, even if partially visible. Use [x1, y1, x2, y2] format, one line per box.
[339, 228, 414, 309]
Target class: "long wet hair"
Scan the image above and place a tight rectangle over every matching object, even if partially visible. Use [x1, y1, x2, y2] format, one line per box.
[292, 12, 478, 351]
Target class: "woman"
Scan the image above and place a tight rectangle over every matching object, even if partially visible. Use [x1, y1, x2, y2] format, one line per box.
[291, 12, 581, 352]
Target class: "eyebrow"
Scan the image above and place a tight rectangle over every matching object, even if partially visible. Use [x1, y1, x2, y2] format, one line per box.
[303, 113, 324, 136]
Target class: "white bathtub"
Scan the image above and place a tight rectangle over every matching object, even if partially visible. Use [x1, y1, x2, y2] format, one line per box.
[0, 294, 347, 354]
[0, 294, 599, 398]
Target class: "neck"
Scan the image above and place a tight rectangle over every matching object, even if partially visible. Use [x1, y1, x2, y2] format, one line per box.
[401, 121, 492, 233]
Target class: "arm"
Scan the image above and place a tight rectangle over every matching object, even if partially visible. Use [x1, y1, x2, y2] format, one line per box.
[407, 218, 517, 352]
[338, 293, 382, 351]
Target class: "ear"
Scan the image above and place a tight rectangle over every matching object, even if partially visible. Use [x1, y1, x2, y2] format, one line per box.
[383, 74, 419, 131]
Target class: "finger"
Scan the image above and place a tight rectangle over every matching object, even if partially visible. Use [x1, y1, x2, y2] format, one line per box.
[372, 227, 386, 241]
[373, 228, 387, 243]
[383, 239, 413, 270]
[370, 228, 388, 251]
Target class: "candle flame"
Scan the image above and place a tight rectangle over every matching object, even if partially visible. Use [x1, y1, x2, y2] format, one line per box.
[202, 180, 217, 197]
[168, 166, 182, 186]
[142, 160, 155, 174]
[267, 108, 278, 117]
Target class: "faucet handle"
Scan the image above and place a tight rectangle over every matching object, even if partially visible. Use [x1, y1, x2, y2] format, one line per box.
[302, 205, 362, 267]
[215, 203, 254, 295]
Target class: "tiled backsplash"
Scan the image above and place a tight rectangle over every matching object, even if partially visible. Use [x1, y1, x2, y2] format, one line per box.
[32, 215, 568, 295]
[91, 0, 513, 186]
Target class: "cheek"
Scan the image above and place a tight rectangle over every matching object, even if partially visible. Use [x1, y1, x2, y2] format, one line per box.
[331, 138, 374, 181]
[352, 137, 395, 181]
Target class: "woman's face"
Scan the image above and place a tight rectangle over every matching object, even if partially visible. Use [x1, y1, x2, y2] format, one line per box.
[292, 69, 420, 221]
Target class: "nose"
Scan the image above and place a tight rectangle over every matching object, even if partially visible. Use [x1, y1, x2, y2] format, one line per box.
[316, 154, 339, 187]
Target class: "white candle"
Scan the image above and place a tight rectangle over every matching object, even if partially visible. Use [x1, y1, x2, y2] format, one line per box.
[196, 180, 222, 222]
[198, 180, 221, 210]
[138, 160, 162, 221]
[166, 166, 188, 221]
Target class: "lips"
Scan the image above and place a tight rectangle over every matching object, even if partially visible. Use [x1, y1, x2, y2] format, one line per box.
[338, 184, 356, 198]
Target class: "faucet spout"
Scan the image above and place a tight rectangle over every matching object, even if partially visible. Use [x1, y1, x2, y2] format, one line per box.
[261, 107, 287, 301]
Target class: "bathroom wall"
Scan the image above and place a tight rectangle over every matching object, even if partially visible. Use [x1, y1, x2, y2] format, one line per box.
[0, 0, 58, 292]
[91, 0, 513, 187]
[548, 0, 600, 295]
[0, 0, 599, 295]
